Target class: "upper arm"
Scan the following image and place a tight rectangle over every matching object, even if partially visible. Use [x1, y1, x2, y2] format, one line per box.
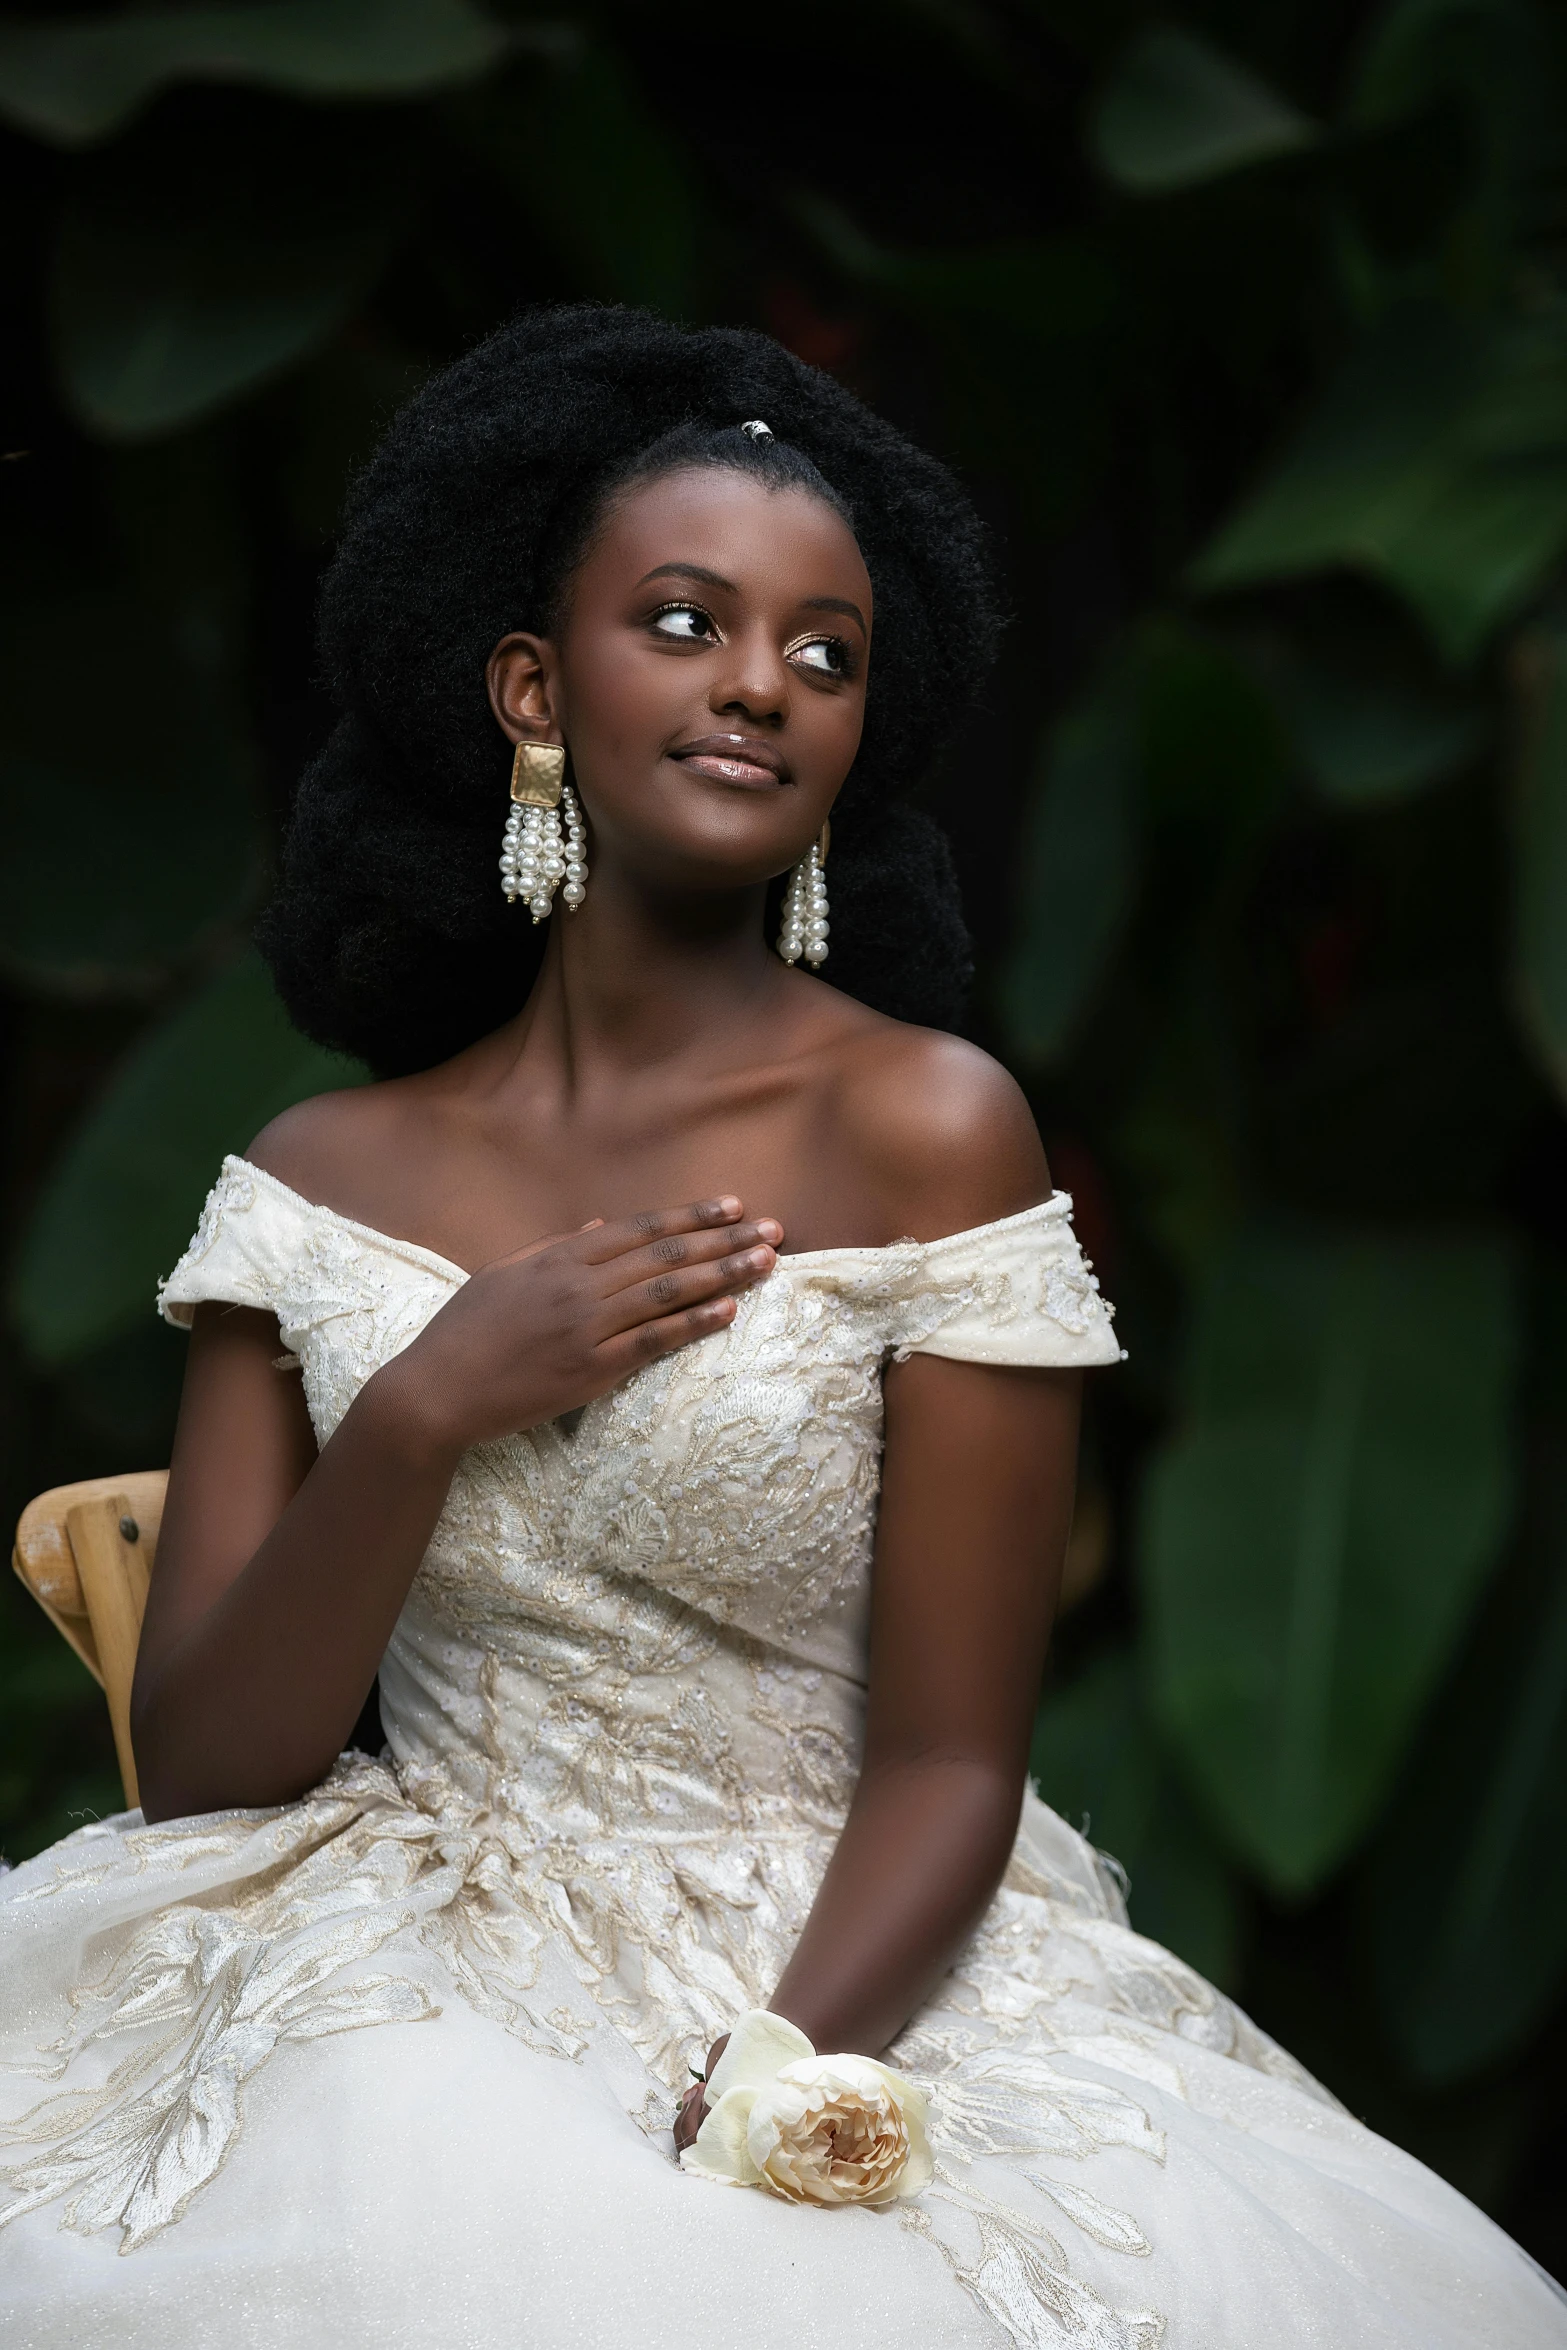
[132, 1303, 319, 1720]
[842, 1031, 1073, 1767]
[868, 1352, 1081, 1779]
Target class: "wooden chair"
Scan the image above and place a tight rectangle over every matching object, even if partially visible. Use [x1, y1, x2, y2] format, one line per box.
[12, 1472, 166, 1812]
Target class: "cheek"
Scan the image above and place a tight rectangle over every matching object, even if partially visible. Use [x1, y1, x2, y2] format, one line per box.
[559, 641, 670, 758]
[801, 686, 867, 776]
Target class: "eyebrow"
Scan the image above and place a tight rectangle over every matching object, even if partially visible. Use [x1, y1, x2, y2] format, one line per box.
[803, 594, 867, 636]
[636, 562, 735, 592]
[635, 564, 868, 637]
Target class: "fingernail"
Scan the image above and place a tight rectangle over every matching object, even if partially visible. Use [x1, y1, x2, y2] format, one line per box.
[715, 1196, 742, 1217]
[757, 1220, 783, 1243]
[746, 1248, 773, 1270]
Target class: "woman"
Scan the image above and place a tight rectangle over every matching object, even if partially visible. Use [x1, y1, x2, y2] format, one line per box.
[2, 307, 1560, 2348]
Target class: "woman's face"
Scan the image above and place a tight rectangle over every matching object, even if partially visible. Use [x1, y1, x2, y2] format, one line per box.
[487, 466, 873, 891]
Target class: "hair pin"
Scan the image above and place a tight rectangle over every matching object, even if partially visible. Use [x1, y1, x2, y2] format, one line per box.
[740, 420, 774, 442]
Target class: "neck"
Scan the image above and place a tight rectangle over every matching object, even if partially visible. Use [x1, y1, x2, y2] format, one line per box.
[508, 859, 788, 1090]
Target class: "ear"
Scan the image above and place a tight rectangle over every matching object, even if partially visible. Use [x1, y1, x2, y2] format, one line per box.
[486, 633, 562, 744]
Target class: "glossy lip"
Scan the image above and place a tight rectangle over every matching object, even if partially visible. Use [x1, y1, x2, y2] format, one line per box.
[669, 732, 792, 788]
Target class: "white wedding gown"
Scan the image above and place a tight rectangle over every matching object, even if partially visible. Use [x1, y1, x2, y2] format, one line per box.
[2, 1158, 1562, 2348]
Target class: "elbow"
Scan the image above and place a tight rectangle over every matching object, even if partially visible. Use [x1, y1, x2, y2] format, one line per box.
[130, 1673, 332, 1825]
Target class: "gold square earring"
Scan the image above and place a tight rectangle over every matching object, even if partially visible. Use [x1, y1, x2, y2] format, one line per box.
[499, 743, 587, 921]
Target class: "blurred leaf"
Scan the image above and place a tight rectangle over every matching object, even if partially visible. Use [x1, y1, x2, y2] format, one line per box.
[457, 43, 701, 314]
[1138, 620, 1287, 837]
[0, 0, 507, 147]
[53, 1321, 191, 1459]
[1111, 999, 1247, 1284]
[1001, 661, 1138, 1063]
[793, 196, 1117, 349]
[51, 113, 401, 438]
[1346, 0, 1547, 164]
[793, 196, 1119, 530]
[1003, 619, 1285, 1069]
[1142, 1227, 1517, 1893]
[10, 951, 366, 1367]
[1247, 637, 1489, 804]
[1514, 623, 1567, 1103]
[1191, 306, 1567, 661]
[1090, 28, 1316, 194]
[1032, 1649, 1243, 1986]
[0, 596, 262, 995]
[1369, 1432, 1567, 2084]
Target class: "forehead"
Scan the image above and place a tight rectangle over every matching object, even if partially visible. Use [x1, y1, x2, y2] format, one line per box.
[578, 466, 873, 610]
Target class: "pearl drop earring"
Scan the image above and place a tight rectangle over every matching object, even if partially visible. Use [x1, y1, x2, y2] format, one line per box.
[500, 743, 588, 921]
[778, 822, 831, 968]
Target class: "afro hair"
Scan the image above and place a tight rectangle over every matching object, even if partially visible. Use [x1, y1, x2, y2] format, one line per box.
[258, 304, 1001, 1075]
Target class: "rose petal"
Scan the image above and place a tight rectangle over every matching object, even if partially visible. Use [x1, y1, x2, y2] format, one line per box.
[856, 2057, 929, 2119]
[682, 2084, 761, 2185]
[705, 2010, 815, 2100]
[893, 2125, 934, 2198]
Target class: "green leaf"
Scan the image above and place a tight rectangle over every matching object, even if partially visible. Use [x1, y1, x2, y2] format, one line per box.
[1001, 620, 1286, 1067]
[1032, 1650, 1243, 1986]
[1000, 665, 1138, 1063]
[0, 595, 262, 994]
[1513, 624, 1567, 1102]
[1347, 0, 1535, 134]
[1090, 28, 1316, 194]
[1246, 637, 1489, 805]
[1368, 1430, 1567, 2084]
[792, 195, 1117, 350]
[1191, 307, 1567, 662]
[792, 197, 1119, 531]
[1141, 1227, 1517, 1893]
[51, 115, 399, 439]
[0, 0, 507, 147]
[10, 951, 365, 1367]
[1137, 620, 1288, 837]
[456, 44, 702, 315]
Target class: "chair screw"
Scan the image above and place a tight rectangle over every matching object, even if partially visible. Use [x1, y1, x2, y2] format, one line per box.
[119, 1516, 139, 1543]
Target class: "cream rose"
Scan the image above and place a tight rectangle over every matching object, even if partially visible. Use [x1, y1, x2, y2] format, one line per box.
[680, 2010, 934, 2208]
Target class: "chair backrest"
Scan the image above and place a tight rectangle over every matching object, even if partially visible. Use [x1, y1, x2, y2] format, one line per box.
[12, 1471, 167, 1812]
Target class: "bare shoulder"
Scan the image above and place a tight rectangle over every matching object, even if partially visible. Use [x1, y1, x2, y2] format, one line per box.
[245, 1078, 422, 1211]
[824, 1017, 1050, 1242]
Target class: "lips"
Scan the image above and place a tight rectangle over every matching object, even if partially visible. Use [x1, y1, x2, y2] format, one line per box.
[670, 734, 791, 788]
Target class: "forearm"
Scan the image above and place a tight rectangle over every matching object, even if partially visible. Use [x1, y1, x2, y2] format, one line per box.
[132, 1364, 460, 1820]
[767, 1750, 1023, 2056]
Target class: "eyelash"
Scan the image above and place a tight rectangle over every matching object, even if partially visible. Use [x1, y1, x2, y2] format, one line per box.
[647, 603, 859, 679]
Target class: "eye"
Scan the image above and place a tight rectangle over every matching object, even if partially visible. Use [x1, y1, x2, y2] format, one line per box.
[650, 602, 720, 644]
[786, 633, 857, 680]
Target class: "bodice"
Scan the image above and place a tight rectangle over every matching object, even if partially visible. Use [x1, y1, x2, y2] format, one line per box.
[160, 1159, 1122, 1896]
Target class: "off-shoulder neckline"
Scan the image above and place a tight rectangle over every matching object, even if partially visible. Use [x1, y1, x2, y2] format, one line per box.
[223, 1155, 1072, 1285]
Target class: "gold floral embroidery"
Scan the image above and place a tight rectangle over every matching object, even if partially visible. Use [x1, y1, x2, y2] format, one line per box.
[6, 1164, 1214, 2348]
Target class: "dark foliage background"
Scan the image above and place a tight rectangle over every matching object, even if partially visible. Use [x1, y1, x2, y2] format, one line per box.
[4, 0, 1567, 2274]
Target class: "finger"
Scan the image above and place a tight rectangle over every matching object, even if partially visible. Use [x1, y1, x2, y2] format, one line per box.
[595, 1218, 784, 1300]
[594, 1294, 741, 1375]
[487, 1226, 589, 1271]
[487, 1215, 605, 1273]
[594, 1245, 778, 1339]
[574, 1199, 748, 1267]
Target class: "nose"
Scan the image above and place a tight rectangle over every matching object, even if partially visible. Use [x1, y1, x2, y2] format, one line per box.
[709, 623, 789, 728]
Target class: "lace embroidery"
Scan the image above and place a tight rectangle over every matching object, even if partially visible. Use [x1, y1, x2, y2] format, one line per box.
[4, 1166, 1224, 2346]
